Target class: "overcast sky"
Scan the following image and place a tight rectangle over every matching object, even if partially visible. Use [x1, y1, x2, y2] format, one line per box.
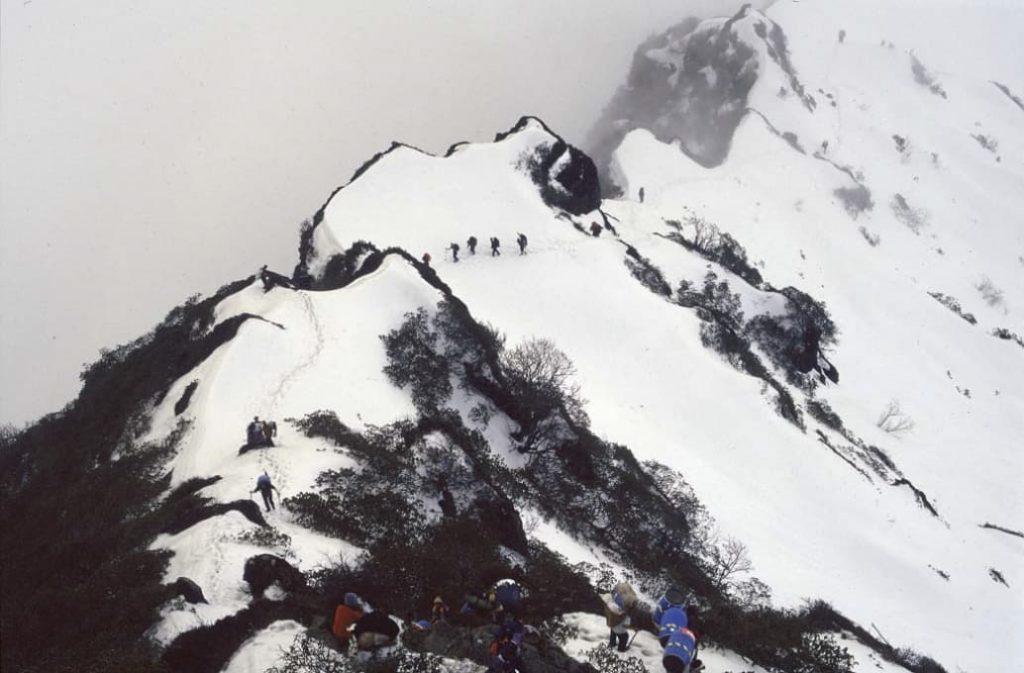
[1, 0, 767, 425]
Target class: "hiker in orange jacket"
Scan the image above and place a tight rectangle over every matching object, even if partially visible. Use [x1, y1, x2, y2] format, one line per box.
[331, 593, 364, 646]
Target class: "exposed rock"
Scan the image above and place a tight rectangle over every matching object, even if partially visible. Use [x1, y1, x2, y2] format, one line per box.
[171, 576, 207, 604]
[243, 554, 307, 597]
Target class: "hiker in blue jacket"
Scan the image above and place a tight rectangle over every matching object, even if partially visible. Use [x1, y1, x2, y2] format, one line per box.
[657, 603, 688, 647]
[653, 587, 687, 628]
[251, 471, 280, 512]
[662, 626, 700, 673]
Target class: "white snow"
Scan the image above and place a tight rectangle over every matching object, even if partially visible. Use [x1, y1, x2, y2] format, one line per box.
[137, 6, 1023, 672]
[221, 620, 306, 673]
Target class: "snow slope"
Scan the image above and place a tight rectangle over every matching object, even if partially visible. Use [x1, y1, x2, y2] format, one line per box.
[132, 4, 1022, 673]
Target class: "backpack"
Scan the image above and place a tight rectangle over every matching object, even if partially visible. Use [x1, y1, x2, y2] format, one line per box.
[256, 474, 271, 489]
[612, 582, 637, 610]
[493, 580, 522, 608]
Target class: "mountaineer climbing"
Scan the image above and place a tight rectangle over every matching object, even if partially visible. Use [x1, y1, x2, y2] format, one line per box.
[657, 599, 688, 647]
[487, 636, 526, 673]
[589, 222, 602, 237]
[263, 420, 277, 447]
[422, 252, 432, 267]
[431, 596, 451, 624]
[492, 578, 524, 617]
[331, 593, 365, 647]
[246, 416, 265, 448]
[251, 471, 280, 512]
[662, 626, 701, 673]
[653, 587, 687, 625]
[603, 582, 637, 652]
[490, 237, 501, 256]
[450, 242, 460, 262]
[516, 233, 528, 255]
[639, 187, 645, 203]
[467, 236, 478, 254]
[353, 610, 400, 651]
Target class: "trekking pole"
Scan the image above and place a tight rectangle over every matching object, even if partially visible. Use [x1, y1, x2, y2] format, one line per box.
[626, 629, 640, 649]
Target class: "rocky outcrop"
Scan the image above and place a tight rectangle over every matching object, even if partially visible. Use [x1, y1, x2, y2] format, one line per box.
[243, 554, 307, 597]
[171, 576, 207, 604]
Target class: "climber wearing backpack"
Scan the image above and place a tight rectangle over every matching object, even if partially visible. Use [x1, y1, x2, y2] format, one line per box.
[662, 626, 701, 673]
[657, 600, 688, 647]
[450, 242, 460, 262]
[246, 416, 265, 448]
[602, 582, 637, 652]
[492, 578, 524, 617]
[653, 587, 687, 626]
[251, 471, 280, 512]
[431, 596, 451, 624]
[516, 233, 528, 255]
[331, 593, 365, 647]
[468, 236, 478, 254]
[490, 237, 501, 256]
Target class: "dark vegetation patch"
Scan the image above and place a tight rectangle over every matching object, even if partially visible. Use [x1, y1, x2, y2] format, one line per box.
[834, 184, 874, 218]
[174, 380, 199, 415]
[891, 194, 928, 234]
[992, 327, 1024, 349]
[971, 133, 999, 155]
[747, 108, 806, 154]
[988, 568, 1009, 587]
[295, 257, 941, 672]
[979, 522, 1024, 539]
[893, 479, 941, 518]
[910, 54, 947, 99]
[678, 273, 804, 428]
[992, 81, 1024, 113]
[0, 275, 261, 673]
[623, 245, 672, 296]
[661, 217, 764, 288]
[807, 399, 845, 433]
[161, 497, 267, 535]
[163, 598, 320, 673]
[928, 292, 977, 324]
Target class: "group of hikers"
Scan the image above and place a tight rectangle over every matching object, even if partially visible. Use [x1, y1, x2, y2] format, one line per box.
[604, 583, 703, 672]
[328, 578, 703, 673]
[421, 233, 529, 266]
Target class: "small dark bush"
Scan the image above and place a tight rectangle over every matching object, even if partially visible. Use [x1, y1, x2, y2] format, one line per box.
[381, 308, 453, 413]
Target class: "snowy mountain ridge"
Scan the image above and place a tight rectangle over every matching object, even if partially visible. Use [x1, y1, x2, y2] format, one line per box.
[2, 3, 1021, 673]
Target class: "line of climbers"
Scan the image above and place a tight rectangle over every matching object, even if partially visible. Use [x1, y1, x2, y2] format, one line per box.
[421, 233, 530, 267]
[329, 578, 703, 672]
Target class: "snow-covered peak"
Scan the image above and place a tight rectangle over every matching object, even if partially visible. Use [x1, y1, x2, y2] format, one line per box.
[300, 116, 602, 283]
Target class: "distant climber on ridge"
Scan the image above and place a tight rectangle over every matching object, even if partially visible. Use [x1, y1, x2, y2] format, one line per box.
[450, 242, 460, 262]
[251, 471, 280, 512]
[639, 186, 645, 203]
[590, 222, 603, 237]
[467, 236, 478, 254]
[490, 237, 501, 256]
[422, 252, 432, 267]
[516, 233, 528, 255]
